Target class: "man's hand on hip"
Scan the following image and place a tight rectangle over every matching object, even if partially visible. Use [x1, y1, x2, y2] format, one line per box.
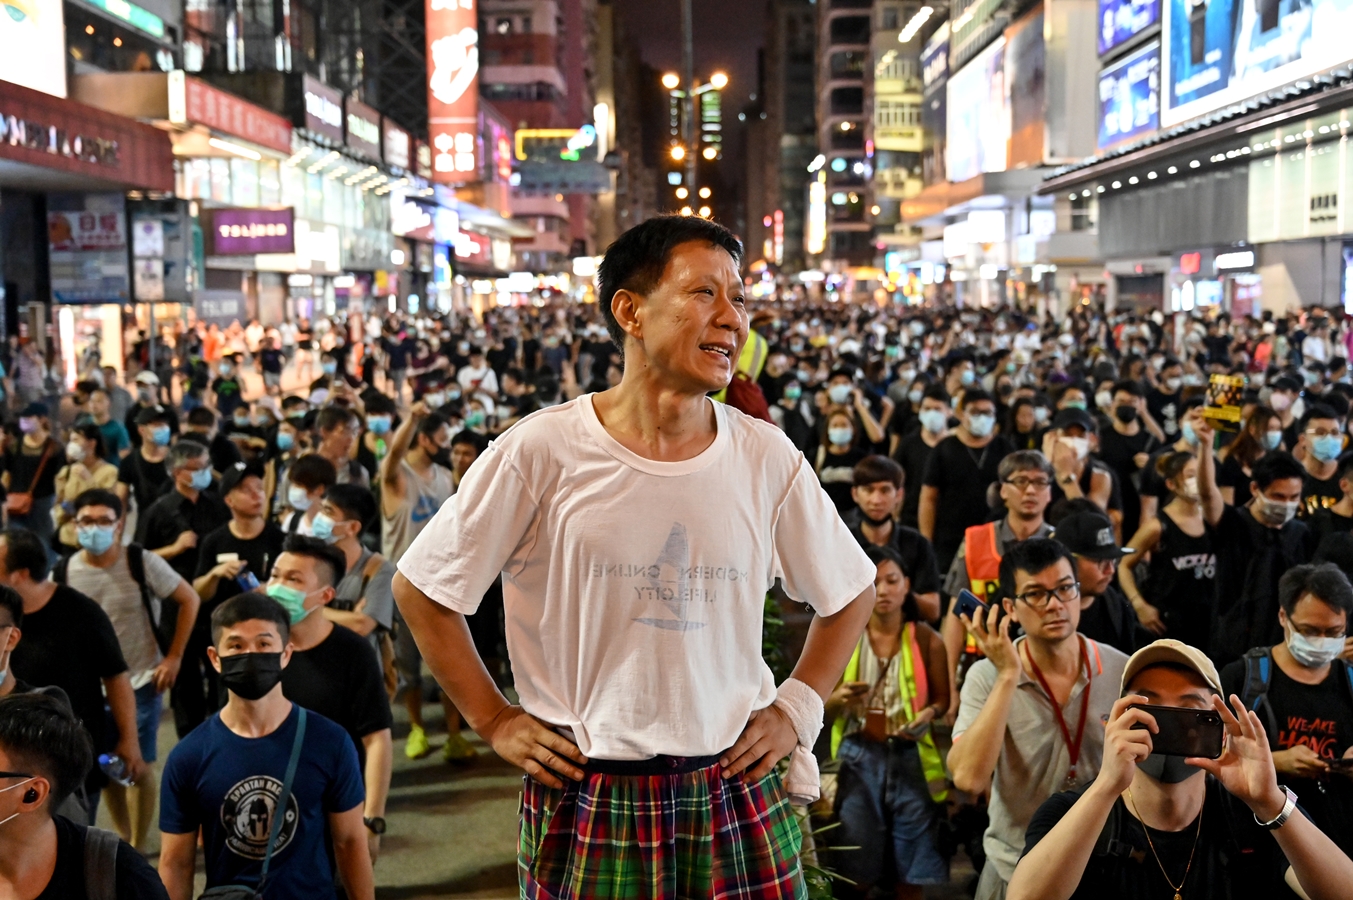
[721, 705, 798, 783]
[485, 705, 588, 789]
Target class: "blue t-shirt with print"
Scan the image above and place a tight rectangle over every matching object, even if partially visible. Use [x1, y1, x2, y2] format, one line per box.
[160, 704, 364, 898]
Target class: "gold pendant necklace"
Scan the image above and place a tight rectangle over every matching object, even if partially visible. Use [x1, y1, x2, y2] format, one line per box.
[1125, 787, 1203, 900]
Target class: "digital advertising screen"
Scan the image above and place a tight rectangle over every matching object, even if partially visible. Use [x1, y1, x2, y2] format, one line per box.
[1163, 0, 1353, 126]
[946, 36, 1009, 184]
[1099, 41, 1161, 149]
[1099, 0, 1161, 56]
[0, 0, 67, 97]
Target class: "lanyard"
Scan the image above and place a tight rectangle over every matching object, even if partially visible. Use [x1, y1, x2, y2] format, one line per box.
[1023, 638, 1092, 783]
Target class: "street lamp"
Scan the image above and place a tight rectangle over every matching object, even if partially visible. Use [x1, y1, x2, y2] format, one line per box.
[675, 187, 689, 199]
[698, 186, 711, 199]
[663, 65, 727, 209]
[709, 71, 729, 89]
[701, 146, 717, 160]
[661, 72, 681, 90]
[680, 206, 693, 216]
[698, 205, 712, 218]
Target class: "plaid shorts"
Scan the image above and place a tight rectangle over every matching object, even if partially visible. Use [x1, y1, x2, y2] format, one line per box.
[519, 756, 806, 900]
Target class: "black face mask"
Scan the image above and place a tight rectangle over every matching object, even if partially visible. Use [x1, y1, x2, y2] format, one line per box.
[1114, 405, 1139, 424]
[430, 447, 453, 469]
[861, 511, 892, 528]
[1138, 752, 1203, 784]
[218, 652, 284, 701]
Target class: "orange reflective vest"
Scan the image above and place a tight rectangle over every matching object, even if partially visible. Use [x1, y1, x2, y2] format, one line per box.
[964, 521, 1002, 602]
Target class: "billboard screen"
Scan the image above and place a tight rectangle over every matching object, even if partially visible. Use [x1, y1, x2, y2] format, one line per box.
[427, 0, 479, 184]
[1098, 0, 1160, 56]
[946, 36, 1009, 184]
[922, 26, 949, 185]
[1099, 41, 1161, 149]
[207, 208, 295, 255]
[0, 0, 66, 97]
[1163, 0, 1353, 126]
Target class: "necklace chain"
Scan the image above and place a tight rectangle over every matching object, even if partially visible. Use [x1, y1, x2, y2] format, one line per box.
[1125, 786, 1203, 900]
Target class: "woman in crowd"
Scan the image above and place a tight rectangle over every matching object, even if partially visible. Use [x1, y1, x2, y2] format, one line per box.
[1216, 404, 1282, 506]
[816, 406, 870, 512]
[52, 424, 118, 553]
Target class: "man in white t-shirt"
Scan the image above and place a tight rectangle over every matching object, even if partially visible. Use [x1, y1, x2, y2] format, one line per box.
[394, 216, 876, 900]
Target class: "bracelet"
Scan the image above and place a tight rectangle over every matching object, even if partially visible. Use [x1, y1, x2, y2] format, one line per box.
[1255, 785, 1297, 830]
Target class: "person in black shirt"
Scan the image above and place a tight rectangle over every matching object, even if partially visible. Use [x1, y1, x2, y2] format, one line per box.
[381, 328, 415, 403]
[117, 405, 175, 518]
[0, 528, 143, 824]
[919, 389, 1014, 573]
[257, 335, 285, 396]
[1307, 454, 1353, 550]
[1219, 563, 1353, 861]
[1011, 639, 1353, 900]
[208, 353, 246, 419]
[1295, 403, 1345, 516]
[124, 371, 178, 449]
[892, 385, 950, 530]
[1096, 380, 1161, 539]
[182, 406, 243, 475]
[1216, 405, 1281, 509]
[841, 455, 942, 621]
[1055, 507, 1149, 655]
[269, 536, 392, 862]
[815, 408, 870, 513]
[193, 463, 285, 611]
[3, 402, 65, 553]
[768, 376, 817, 458]
[0, 693, 168, 900]
[1145, 356, 1185, 440]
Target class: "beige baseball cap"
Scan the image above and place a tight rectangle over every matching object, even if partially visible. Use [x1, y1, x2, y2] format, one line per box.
[1120, 639, 1223, 696]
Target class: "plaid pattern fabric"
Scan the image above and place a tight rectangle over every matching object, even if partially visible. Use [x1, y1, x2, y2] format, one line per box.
[519, 764, 806, 900]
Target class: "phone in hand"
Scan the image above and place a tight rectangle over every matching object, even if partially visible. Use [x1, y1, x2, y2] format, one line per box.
[1326, 757, 1353, 772]
[954, 589, 989, 620]
[1129, 704, 1225, 759]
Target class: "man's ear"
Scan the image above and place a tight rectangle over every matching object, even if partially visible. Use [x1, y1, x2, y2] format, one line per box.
[610, 289, 644, 343]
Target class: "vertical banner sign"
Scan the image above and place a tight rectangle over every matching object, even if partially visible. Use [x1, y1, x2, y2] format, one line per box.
[427, 0, 479, 184]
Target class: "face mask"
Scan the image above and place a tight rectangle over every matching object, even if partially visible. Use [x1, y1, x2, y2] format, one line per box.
[77, 524, 116, 555]
[918, 409, 947, 434]
[898, 369, 916, 386]
[0, 775, 35, 827]
[309, 512, 341, 544]
[430, 446, 453, 468]
[465, 409, 487, 428]
[828, 426, 854, 447]
[1033, 407, 1050, 425]
[137, 387, 155, 403]
[1263, 430, 1283, 451]
[960, 369, 976, 386]
[1164, 377, 1183, 392]
[1287, 630, 1345, 668]
[1180, 477, 1201, 501]
[1138, 752, 1203, 784]
[287, 484, 312, 511]
[458, 342, 471, 355]
[189, 468, 213, 491]
[276, 432, 294, 451]
[366, 416, 392, 435]
[218, 363, 233, 377]
[17, 418, 36, 435]
[266, 582, 316, 624]
[1113, 405, 1138, 425]
[1311, 434, 1344, 462]
[828, 384, 853, 405]
[783, 384, 802, 402]
[1064, 399, 1087, 410]
[232, 414, 250, 428]
[143, 423, 169, 447]
[1254, 493, 1299, 527]
[321, 361, 338, 376]
[425, 392, 446, 409]
[1181, 422, 1199, 446]
[1061, 436, 1091, 460]
[218, 652, 284, 701]
[967, 413, 996, 438]
[252, 414, 273, 428]
[908, 388, 924, 405]
[66, 440, 85, 463]
[1094, 391, 1112, 410]
[885, 345, 901, 360]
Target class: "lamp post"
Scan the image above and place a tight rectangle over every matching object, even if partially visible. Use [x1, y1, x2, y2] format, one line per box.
[662, 67, 728, 215]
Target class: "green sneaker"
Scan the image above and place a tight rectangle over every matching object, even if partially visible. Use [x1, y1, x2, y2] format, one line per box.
[442, 730, 478, 763]
[405, 724, 432, 760]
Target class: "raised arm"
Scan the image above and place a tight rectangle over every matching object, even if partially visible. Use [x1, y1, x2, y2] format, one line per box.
[1195, 421, 1224, 526]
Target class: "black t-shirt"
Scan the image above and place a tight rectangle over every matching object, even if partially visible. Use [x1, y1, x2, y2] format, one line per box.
[9, 586, 127, 753]
[921, 434, 1015, 561]
[1076, 585, 1146, 655]
[1217, 455, 1255, 508]
[1098, 426, 1159, 537]
[210, 377, 245, 417]
[841, 509, 942, 597]
[817, 445, 869, 513]
[892, 430, 937, 530]
[194, 522, 286, 609]
[35, 816, 169, 900]
[1146, 387, 1183, 438]
[135, 489, 232, 582]
[259, 347, 285, 374]
[117, 449, 172, 513]
[1212, 505, 1312, 665]
[1300, 469, 1342, 517]
[1022, 779, 1291, 900]
[5, 437, 64, 499]
[1310, 507, 1353, 551]
[281, 623, 393, 762]
[382, 335, 415, 370]
[1220, 656, 1353, 858]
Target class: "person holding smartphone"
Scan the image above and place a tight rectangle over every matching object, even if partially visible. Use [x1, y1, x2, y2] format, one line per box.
[1011, 639, 1353, 900]
[827, 545, 950, 900]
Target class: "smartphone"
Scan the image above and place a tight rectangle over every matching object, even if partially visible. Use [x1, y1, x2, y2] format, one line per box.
[1129, 704, 1225, 759]
[1326, 757, 1353, 771]
[954, 589, 989, 620]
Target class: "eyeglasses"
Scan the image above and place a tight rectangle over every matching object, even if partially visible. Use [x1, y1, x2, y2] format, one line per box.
[1305, 428, 1342, 439]
[1014, 581, 1081, 610]
[0, 772, 32, 780]
[1005, 477, 1052, 491]
[75, 518, 117, 528]
[1292, 624, 1347, 640]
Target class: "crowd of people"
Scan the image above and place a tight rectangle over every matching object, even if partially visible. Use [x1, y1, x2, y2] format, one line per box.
[0, 215, 1352, 899]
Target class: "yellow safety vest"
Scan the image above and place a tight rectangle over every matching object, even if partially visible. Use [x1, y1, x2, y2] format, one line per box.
[712, 330, 768, 403]
[830, 623, 949, 803]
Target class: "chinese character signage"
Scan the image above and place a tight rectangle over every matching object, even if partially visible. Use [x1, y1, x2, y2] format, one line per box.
[1099, 41, 1160, 149]
[426, 0, 479, 184]
[384, 120, 411, 170]
[345, 96, 382, 160]
[170, 73, 293, 155]
[207, 208, 295, 255]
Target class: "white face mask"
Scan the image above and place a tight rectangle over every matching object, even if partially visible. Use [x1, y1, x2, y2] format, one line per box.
[65, 440, 86, 463]
[1060, 435, 1091, 461]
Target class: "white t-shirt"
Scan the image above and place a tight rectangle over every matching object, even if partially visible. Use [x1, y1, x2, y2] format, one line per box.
[399, 394, 874, 760]
[66, 548, 184, 689]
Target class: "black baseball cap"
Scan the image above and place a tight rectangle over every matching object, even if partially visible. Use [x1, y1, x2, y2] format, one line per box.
[1054, 510, 1134, 560]
[135, 405, 175, 426]
[219, 462, 264, 497]
[1050, 407, 1097, 433]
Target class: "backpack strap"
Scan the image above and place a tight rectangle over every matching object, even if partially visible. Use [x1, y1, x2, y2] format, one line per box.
[52, 554, 68, 585]
[1241, 646, 1279, 742]
[127, 544, 170, 655]
[1091, 797, 1138, 860]
[83, 826, 121, 900]
[258, 706, 307, 892]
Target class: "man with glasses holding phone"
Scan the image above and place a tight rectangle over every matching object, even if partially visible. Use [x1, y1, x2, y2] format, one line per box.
[1010, 638, 1353, 900]
[1220, 562, 1353, 859]
[950, 538, 1128, 900]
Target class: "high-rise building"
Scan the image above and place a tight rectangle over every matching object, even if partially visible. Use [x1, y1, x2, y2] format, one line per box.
[816, 0, 874, 266]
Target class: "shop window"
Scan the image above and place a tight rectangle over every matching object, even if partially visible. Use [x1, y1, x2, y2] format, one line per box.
[829, 15, 871, 44]
[1070, 194, 1095, 232]
[882, 6, 900, 29]
[830, 51, 866, 78]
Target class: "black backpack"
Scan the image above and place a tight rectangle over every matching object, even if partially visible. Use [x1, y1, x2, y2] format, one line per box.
[1239, 646, 1353, 743]
[54, 545, 170, 655]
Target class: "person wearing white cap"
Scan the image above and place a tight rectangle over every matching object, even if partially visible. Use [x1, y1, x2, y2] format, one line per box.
[1010, 638, 1353, 900]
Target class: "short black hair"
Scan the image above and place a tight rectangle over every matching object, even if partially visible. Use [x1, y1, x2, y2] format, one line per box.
[72, 488, 123, 519]
[316, 405, 358, 433]
[1278, 563, 1353, 618]
[0, 693, 92, 809]
[186, 407, 218, 428]
[1, 529, 50, 582]
[853, 455, 904, 489]
[0, 584, 21, 629]
[1300, 403, 1340, 431]
[922, 384, 951, 405]
[1112, 379, 1145, 399]
[1251, 451, 1306, 491]
[211, 591, 291, 646]
[864, 544, 920, 621]
[451, 429, 488, 453]
[288, 454, 338, 491]
[596, 215, 744, 348]
[417, 413, 451, 440]
[324, 483, 377, 528]
[363, 392, 398, 416]
[1000, 538, 1075, 598]
[958, 388, 995, 410]
[281, 535, 348, 587]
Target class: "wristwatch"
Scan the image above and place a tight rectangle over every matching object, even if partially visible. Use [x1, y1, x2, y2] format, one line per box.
[363, 816, 387, 835]
[1255, 785, 1297, 830]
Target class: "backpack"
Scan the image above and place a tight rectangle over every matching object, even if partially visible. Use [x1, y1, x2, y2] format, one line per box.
[54, 545, 170, 655]
[1240, 645, 1353, 743]
[84, 826, 120, 900]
